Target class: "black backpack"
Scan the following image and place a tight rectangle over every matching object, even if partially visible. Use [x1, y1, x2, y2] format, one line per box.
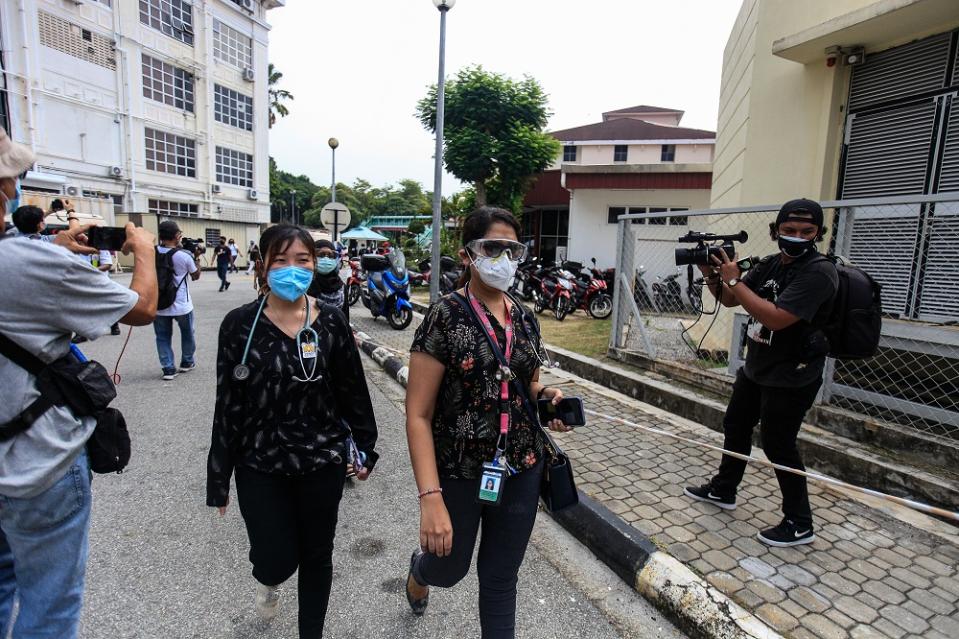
[811, 255, 882, 360]
[156, 247, 186, 311]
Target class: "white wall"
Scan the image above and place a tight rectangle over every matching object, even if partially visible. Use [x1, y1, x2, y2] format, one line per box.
[565, 188, 711, 270]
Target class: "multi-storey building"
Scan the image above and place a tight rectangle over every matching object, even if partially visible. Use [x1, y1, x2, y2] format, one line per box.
[0, 0, 283, 246]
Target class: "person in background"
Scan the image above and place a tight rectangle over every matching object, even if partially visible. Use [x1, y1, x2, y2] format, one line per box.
[228, 238, 242, 273]
[0, 126, 159, 639]
[207, 224, 378, 637]
[307, 239, 349, 321]
[247, 240, 259, 275]
[214, 236, 231, 292]
[10, 205, 54, 242]
[154, 221, 201, 381]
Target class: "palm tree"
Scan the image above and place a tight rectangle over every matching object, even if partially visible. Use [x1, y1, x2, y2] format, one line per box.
[268, 63, 294, 128]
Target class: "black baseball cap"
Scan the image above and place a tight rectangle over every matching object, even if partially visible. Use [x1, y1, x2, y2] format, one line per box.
[776, 198, 824, 230]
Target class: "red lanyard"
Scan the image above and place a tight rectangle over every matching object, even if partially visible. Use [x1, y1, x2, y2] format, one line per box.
[466, 287, 513, 441]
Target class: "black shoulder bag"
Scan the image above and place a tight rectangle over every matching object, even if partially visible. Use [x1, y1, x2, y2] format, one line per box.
[452, 292, 578, 513]
[0, 331, 130, 473]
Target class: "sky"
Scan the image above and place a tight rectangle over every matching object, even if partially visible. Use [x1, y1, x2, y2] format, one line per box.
[267, 0, 744, 197]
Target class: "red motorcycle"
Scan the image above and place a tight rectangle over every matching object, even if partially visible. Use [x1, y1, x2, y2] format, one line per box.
[564, 261, 613, 319]
[346, 260, 364, 306]
[532, 264, 575, 321]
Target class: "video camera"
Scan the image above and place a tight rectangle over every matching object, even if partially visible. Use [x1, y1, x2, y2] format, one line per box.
[181, 237, 205, 255]
[674, 230, 748, 266]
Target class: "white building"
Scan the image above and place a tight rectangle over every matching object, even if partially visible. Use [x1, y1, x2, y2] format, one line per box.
[0, 0, 282, 245]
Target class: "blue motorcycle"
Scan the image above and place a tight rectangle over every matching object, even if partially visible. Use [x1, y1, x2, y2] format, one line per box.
[360, 248, 413, 329]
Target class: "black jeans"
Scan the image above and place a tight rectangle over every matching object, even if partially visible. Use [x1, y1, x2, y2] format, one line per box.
[235, 462, 346, 639]
[413, 460, 544, 639]
[217, 262, 229, 290]
[711, 370, 821, 527]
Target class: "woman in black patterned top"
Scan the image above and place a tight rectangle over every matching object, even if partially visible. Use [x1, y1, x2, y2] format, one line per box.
[404, 207, 569, 638]
[206, 224, 377, 638]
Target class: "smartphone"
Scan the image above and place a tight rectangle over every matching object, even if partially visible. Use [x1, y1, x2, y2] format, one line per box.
[537, 396, 586, 427]
[87, 226, 127, 251]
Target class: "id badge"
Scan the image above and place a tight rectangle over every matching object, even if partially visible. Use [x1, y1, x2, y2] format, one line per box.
[477, 463, 507, 506]
[300, 341, 318, 359]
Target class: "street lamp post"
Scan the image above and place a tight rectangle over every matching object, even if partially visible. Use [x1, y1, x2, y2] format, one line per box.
[429, 0, 455, 304]
[290, 189, 297, 225]
[329, 137, 340, 241]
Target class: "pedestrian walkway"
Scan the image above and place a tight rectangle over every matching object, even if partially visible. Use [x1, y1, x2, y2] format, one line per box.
[351, 309, 959, 639]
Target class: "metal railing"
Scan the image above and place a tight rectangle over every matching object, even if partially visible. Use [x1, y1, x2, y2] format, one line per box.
[610, 193, 959, 441]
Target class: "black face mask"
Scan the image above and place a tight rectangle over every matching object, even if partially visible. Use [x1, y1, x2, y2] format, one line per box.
[778, 235, 816, 258]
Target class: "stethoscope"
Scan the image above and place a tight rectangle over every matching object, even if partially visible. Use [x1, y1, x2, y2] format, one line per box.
[232, 295, 323, 383]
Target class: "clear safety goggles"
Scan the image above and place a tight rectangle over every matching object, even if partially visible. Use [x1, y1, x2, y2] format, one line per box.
[467, 238, 527, 262]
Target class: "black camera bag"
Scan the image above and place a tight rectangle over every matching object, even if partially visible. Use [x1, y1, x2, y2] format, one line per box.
[156, 247, 186, 311]
[0, 331, 130, 473]
[808, 255, 883, 361]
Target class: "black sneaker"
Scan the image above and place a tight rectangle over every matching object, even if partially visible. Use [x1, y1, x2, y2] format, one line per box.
[110, 324, 122, 336]
[684, 484, 736, 510]
[757, 519, 815, 547]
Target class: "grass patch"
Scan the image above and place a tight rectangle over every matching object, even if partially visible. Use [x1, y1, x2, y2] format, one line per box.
[537, 312, 611, 361]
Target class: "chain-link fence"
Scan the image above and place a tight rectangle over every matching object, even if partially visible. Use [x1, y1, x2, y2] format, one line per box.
[609, 193, 959, 441]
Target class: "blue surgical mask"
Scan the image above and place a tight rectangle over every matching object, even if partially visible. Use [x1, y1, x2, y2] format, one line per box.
[315, 257, 338, 275]
[268, 266, 314, 302]
[4, 179, 20, 214]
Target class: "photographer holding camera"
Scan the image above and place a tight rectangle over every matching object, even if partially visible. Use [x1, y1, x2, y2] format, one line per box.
[683, 199, 838, 547]
[0, 128, 158, 637]
[154, 221, 201, 381]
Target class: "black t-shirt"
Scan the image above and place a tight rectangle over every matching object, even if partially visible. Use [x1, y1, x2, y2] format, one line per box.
[214, 245, 231, 265]
[741, 251, 838, 388]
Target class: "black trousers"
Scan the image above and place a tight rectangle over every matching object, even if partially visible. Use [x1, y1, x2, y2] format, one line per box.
[711, 370, 821, 527]
[413, 460, 543, 639]
[235, 462, 346, 639]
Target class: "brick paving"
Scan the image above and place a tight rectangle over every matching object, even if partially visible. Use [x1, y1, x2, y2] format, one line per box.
[351, 309, 959, 639]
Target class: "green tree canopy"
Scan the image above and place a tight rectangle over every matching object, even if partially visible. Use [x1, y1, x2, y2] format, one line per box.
[416, 66, 560, 212]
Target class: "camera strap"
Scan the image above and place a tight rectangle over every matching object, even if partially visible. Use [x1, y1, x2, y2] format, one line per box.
[0, 331, 57, 440]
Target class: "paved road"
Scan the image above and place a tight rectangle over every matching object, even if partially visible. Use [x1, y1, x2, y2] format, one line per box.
[77, 273, 685, 639]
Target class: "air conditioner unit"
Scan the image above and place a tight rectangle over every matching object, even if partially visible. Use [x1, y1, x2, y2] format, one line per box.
[211, 184, 222, 194]
[242, 67, 255, 82]
[109, 165, 123, 178]
[247, 188, 258, 200]
[242, 0, 255, 13]
[65, 185, 80, 197]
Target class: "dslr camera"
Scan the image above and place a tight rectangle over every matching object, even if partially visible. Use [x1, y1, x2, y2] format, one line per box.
[181, 237, 205, 255]
[675, 230, 748, 266]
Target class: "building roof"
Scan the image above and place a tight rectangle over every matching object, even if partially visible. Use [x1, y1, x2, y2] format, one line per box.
[602, 105, 684, 117]
[550, 118, 715, 143]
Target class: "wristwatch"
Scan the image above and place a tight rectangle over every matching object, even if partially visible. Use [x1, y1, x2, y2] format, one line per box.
[726, 277, 740, 288]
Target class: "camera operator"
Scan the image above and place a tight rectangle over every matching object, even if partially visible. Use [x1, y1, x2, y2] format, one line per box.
[684, 198, 838, 548]
[154, 221, 201, 381]
[0, 128, 158, 637]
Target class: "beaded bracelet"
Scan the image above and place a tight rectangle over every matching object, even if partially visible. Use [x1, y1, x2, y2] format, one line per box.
[418, 487, 444, 499]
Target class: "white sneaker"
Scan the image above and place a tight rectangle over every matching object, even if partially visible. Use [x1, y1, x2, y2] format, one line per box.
[255, 582, 280, 621]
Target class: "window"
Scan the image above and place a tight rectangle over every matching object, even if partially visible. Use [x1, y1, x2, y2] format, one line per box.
[607, 206, 626, 224]
[38, 12, 116, 70]
[562, 145, 577, 162]
[614, 145, 628, 162]
[216, 146, 254, 187]
[142, 55, 194, 112]
[205, 228, 222, 246]
[214, 84, 254, 131]
[149, 199, 198, 218]
[669, 208, 689, 226]
[661, 144, 676, 162]
[140, 0, 193, 45]
[213, 19, 252, 69]
[144, 128, 196, 177]
[648, 207, 667, 224]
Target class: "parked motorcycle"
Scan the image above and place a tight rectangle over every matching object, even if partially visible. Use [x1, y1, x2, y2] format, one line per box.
[563, 260, 613, 319]
[590, 258, 616, 297]
[533, 263, 574, 321]
[652, 271, 690, 314]
[346, 259, 364, 306]
[361, 249, 413, 329]
[417, 255, 461, 295]
[633, 267, 656, 312]
[510, 257, 540, 301]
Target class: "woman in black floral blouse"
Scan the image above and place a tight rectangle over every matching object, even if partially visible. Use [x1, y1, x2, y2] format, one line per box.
[404, 207, 569, 638]
[206, 224, 378, 638]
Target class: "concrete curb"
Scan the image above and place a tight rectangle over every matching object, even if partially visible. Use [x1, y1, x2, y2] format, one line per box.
[351, 327, 782, 639]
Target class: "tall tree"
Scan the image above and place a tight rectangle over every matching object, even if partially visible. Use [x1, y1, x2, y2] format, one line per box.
[268, 63, 294, 128]
[416, 66, 560, 211]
